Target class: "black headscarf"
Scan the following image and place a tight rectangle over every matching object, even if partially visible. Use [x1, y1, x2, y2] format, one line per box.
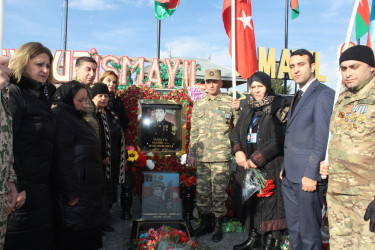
[247, 71, 275, 97]
[91, 83, 110, 98]
[247, 72, 276, 113]
[57, 80, 86, 107]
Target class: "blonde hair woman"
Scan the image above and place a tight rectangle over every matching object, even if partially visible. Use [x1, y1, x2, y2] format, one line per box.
[5, 42, 56, 249]
[99, 70, 118, 93]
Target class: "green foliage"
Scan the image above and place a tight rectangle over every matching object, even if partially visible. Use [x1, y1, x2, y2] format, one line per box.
[109, 61, 121, 72]
[271, 79, 291, 95]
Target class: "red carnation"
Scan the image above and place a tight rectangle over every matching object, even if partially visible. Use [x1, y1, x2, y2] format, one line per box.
[137, 152, 147, 168]
[180, 234, 189, 243]
[185, 176, 197, 187]
[257, 179, 275, 198]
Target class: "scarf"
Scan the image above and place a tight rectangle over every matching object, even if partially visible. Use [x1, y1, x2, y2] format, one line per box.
[98, 109, 112, 180]
[248, 95, 275, 114]
[99, 108, 126, 183]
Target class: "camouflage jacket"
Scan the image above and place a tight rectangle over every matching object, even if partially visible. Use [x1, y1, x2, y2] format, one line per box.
[0, 88, 16, 194]
[328, 76, 375, 195]
[190, 93, 240, 162]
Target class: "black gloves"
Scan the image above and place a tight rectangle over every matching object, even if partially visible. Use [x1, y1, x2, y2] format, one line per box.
[364, 198, 375, 233]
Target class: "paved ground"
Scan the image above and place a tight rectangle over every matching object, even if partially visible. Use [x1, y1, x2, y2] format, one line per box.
[101, 194, 248, 250]
[100, 192, 328, 249]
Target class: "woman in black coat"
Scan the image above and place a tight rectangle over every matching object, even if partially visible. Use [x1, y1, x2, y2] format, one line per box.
[99, 71, 129, 220]
[53, 81, 105, 250]
[91, 83, 126, 209]
[231, 72, 290, 250]
[5, 42, 56, 250]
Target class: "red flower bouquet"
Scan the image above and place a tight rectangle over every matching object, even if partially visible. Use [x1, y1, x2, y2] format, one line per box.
[243, 168, 276, 200]
[257, 179, 275, 198]
[131, 226, 198, 250]
[180, 174, 197, 187]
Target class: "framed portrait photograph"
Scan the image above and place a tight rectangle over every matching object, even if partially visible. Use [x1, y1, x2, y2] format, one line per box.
[142, 172, 182, 220]
[138, 99, 186, 153]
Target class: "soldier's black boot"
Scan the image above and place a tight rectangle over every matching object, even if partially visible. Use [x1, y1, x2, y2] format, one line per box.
[195, 214, 213, 237]
[263, 232, 276, 250]
[233, 229, 261, 250]
[211, 216, 223, 242]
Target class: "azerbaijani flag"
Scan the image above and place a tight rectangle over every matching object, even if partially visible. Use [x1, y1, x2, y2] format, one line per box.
[155, 0, 180, 21]
[356, 0, 370, 40]
[291, 0, 299, 19]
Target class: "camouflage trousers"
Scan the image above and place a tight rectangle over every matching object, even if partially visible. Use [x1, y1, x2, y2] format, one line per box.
[327, 192, 375, 249]
[196, 161, 230, 217]
[0, 194, 8, 249]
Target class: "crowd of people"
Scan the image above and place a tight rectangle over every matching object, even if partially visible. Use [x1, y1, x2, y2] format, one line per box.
[190, 46, 375, 250]
[0, 41, 374, 250]
[0, 42, 129, 250]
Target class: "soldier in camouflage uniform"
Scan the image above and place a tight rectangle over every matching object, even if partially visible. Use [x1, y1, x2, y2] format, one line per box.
[0, 56, 17, 248]
[190, 69, 240, 242]
[320, 45, 375, 249]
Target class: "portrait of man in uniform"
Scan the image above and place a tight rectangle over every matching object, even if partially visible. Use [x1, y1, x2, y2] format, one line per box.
[150, 107, 176, 144]
[140, 103, 183, 152]
[142, 173, 182, 220]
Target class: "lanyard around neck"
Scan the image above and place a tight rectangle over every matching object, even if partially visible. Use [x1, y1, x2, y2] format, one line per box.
[249, 116, 260, 134]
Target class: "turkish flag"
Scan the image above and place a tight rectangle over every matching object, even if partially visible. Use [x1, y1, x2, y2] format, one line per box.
[222, 0, 258, 80]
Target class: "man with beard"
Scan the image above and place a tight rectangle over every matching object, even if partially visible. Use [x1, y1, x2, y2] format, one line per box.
[320, 45, 375, 248]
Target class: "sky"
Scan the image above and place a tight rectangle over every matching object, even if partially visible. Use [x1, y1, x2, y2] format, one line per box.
[3, 0, 368, 92]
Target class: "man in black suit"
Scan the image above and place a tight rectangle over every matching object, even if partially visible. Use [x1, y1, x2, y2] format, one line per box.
[280, 49, 334, 249]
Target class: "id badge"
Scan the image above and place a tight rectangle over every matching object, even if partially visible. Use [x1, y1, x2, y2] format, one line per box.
[246, 133, 257, 143]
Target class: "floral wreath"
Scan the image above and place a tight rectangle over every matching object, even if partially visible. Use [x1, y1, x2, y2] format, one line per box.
[117, 85, 235, 217]
[117, 86, 195, 196]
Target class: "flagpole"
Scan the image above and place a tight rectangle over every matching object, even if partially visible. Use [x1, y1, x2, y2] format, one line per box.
[284, 0, 289, 94]
[64, 0, 68, 54]
[0, 0, 4, 53]
[285, 0, 288, 55]
[157, 20, 161, 59]
[60, 0, 68, 75]
[344, 0, 360, 50]
[231, 0, 236, 99]
[322, 0, 360, 179]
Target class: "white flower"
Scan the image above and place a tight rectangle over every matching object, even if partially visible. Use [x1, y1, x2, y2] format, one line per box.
[146, 152, 154, 157]
[146, 159, 155, 170]
[180, 154, 187, 165]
